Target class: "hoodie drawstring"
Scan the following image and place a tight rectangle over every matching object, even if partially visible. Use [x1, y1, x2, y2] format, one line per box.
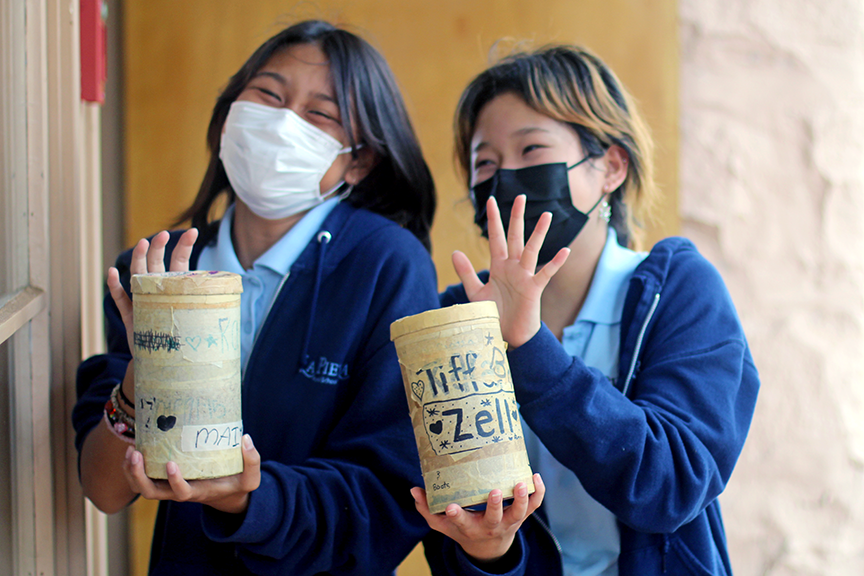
[300, 230, 330, 369]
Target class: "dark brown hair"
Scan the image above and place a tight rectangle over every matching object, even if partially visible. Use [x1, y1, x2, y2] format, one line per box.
[455, 45, 656, 248]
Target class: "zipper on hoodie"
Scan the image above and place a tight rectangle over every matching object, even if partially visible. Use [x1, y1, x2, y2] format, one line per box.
[532, 514, 565, 575]
[621, 292, 660, 396]
[299, 231, 331, 367]
[241, 230, 331, 382]
[622, 290, 669, 572]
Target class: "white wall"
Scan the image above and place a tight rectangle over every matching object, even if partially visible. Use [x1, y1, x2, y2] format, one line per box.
[680, 0, 864, 573]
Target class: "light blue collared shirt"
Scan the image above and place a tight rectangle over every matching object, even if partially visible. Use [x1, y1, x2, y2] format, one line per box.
[196, 198, 340, 373]
[523, 229, 647, 576]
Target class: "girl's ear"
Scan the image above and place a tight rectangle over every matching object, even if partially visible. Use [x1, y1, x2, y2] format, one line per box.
[602, 145, 629, 192]
[344, 146, 379, 186]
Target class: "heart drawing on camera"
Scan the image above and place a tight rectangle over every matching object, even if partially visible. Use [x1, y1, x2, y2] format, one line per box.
[411, 381, 424, 402]
[157, 415, 177, 432]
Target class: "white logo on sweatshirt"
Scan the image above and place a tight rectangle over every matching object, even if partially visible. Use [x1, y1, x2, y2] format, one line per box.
[300, 356, 350, 385]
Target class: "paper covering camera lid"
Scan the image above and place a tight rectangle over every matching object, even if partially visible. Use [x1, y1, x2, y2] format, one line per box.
[131, 270, 243, 296]
[390, 301, 499, 341]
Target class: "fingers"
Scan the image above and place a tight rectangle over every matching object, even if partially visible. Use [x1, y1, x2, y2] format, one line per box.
[122, 446, 139, 485]
[521, 211, 552, 271]
[170, 228, 199, 272]
[130, 229, 197, 280]
[410, 487, 473, 536]
[165, 461, 193, 501]
[238, 435, 261, 493]
[481, 489, 505, 526]
[411, 485, 521, 533]
[122, 441, 261, 511]
[107, 267, 133, 328]
[451, 251, 485, 301]
[494, 475, 544, 529]
[534, 247, 571, 288]
[146, 231, 170, 273]
[507, 194, 528, 260]
[506, 195, 526, 261]
[502, 482, 530, 523]
[123, 448, 193, 502]
[527, 473, 546, 513]
[123, 447, 162, 498]
[486, 197, 508, 262]
[411, 479, 541, 565]
[410, 487, 450, 533]
[410, 487, 433, 520]
[442, 503, 475, 533]
[129, 238, 151, 276]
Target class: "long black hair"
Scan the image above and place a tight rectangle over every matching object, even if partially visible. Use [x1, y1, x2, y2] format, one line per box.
[176, 20, 436, 251]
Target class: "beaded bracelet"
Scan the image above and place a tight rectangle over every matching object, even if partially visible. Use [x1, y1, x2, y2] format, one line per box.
[103, 411, 135, 444]
[117, 382, 135, 410]
[104, 383, 136, 442]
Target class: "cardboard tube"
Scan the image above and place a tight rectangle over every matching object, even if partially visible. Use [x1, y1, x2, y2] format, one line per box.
[131, 270, 243, 480]
[391, 301, 534, 514]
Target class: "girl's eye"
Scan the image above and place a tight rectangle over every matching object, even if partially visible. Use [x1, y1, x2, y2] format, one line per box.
[522, 144, 544, 155]
[474, 158, 495, 170]
[254, 87, 282, 102]
[309, 110, 338, 123]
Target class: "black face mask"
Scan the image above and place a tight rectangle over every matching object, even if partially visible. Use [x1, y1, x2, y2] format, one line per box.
[471, 158, 606, 264]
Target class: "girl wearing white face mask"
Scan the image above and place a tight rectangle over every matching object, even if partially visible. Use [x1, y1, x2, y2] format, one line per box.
[73, 20, 438, 576]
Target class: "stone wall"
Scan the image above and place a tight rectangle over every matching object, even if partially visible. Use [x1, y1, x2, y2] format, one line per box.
[680, 0, 864, 573]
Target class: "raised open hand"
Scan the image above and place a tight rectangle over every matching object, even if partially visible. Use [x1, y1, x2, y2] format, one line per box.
[452, 195, 569, 347]
[106, 228, 199, 353]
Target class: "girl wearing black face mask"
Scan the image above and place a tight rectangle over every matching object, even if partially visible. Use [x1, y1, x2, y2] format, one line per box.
[413, 45, 759, 576]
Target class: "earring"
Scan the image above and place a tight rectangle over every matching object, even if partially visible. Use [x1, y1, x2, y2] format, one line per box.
[599, 200, 611, 223]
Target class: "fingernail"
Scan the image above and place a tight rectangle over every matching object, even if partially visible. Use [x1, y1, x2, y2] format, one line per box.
[166, 461, 177, 475]
[535, 473, 544, 487]
[516, 483, 528, 497]
[409, 488, 420, 503]
[446, 505, 459, 517]
[125, 446, 133, 459]
[243, 434, 254, 450]
[131, 451, 141, 465]
[490, 490, 502, 504]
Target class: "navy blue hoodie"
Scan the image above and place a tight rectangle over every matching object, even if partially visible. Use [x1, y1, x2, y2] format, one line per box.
[73, 203, 439, 575]
[425, 237, 760, 576]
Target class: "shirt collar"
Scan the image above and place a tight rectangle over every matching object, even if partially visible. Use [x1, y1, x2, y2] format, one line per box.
[576, 228, 647, 325]
[203, 198, 341, 276]
[202, 203, 244, 275]
[255, 197, 340, 276]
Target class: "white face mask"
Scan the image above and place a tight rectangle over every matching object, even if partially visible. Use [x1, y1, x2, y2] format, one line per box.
[219, 101, 353, 220]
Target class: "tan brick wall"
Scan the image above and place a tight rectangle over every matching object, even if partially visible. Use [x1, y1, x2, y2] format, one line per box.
[680, 1, 864, 573]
